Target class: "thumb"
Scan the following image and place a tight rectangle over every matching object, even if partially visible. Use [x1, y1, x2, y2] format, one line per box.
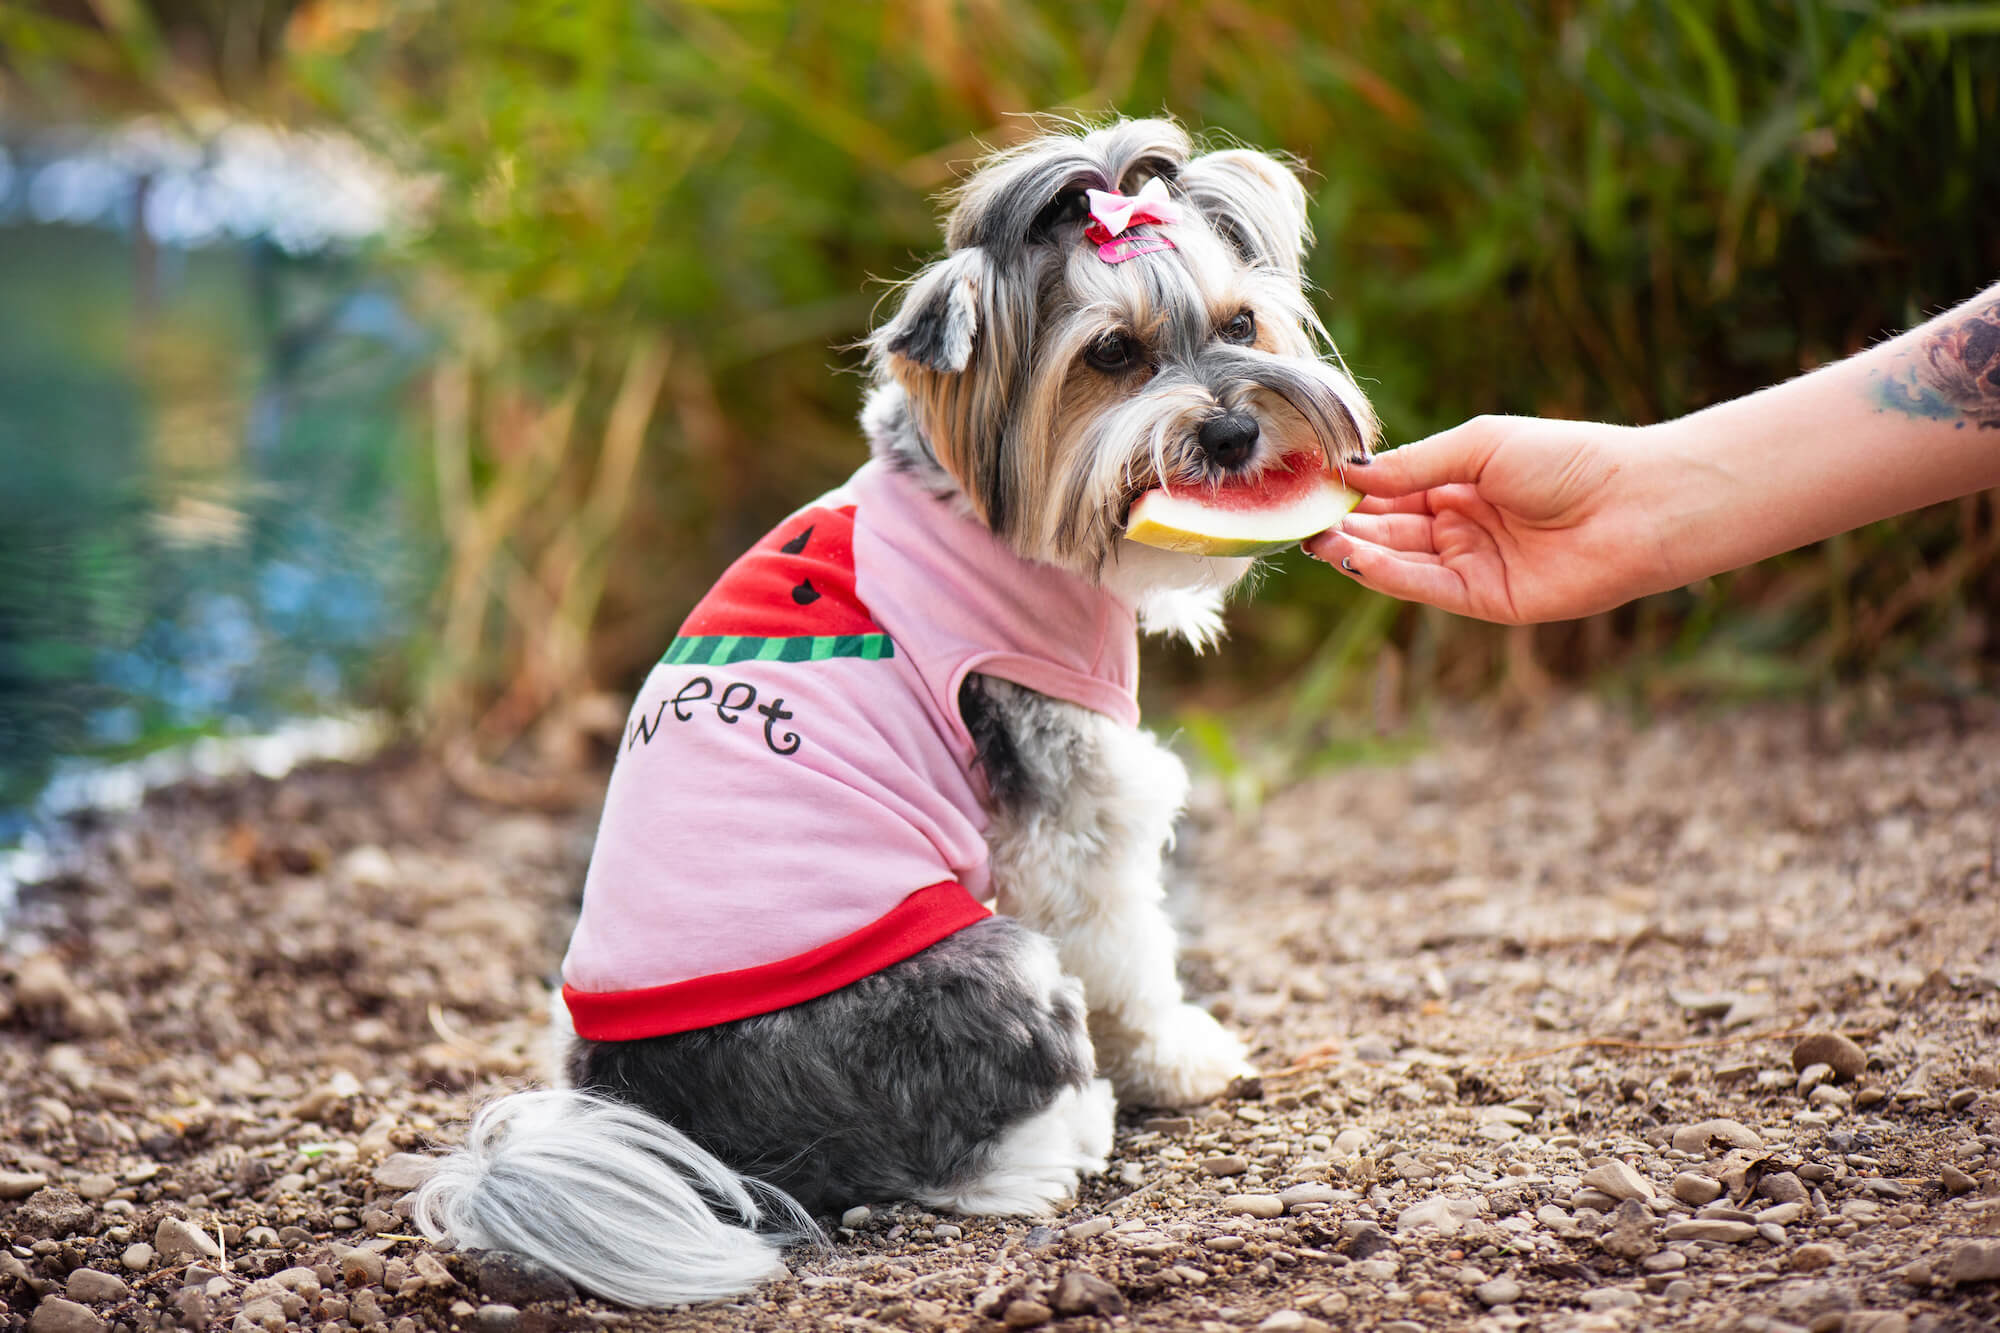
[1344, 416, 1502, 498]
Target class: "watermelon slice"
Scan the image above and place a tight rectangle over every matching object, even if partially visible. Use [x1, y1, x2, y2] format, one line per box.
[1124, 459, 1362, 558]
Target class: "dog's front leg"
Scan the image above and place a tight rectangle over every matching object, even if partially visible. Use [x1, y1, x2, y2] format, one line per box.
[967, 677, 1251, 1107]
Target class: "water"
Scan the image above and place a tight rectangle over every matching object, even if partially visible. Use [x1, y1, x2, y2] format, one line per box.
[0, 126, 432, 890]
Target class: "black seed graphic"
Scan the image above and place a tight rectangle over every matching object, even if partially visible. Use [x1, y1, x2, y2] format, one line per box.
[791, 579, 821, 605]
[780, 525, 814, 555]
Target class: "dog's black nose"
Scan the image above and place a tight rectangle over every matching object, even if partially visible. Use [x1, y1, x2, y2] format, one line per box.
[1197, 413, 1260, 469]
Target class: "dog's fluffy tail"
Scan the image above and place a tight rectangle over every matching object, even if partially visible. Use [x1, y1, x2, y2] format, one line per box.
[411, 1089, 818, 1308]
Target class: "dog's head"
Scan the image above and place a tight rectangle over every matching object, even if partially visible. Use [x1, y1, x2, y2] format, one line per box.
[863, 117, 1377, 631]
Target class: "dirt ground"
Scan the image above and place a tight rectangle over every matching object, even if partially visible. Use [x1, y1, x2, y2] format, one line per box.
[4, 695, 1999, 1333]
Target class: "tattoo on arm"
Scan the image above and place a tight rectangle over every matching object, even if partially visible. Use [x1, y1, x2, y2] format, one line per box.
[1874, 290, 2000, 429]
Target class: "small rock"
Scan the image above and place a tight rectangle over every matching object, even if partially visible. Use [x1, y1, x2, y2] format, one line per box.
[1945, 1239, 2000, 1285]
[475, 1305, 522, 1333]
[371, 1152, 437, 1190]
[405, 1251, 459, 1293]
[466, 1251, 577, 1307]
[1474, 1277, 1522, 1306]
[1598, 1198, 1659, 1260]
[0, 1170, 50, 1199]
[1664, 1219, 1757, 1242]
[1255, 1313, 1328, 1333]
[1642, 1251, 1687, 1273]
[1584, 1287, 1641, 1311]
[28, 1297, 106, 1333]
[1329, 1128, 1371, 1156]
[1395, 1195, 1483, 1236]
[1001, 1298, 1053, 1327]
[932, 1223, 962, 1241]
[119, 1243, 152, 1273]
[1205, 1235, 1246, 1252]
[1898, 1260, 1931, 1286]
[1023, 1225, 1058, 1251]
[1064, 1216, 1110, 1241]
[1792, 1033, 1867, 1082]
[1760, 1171, 1808, 1205]
[1757, 1221, 1788, 1244]
[1141, 1115, 1193, 1135]
[1673, 1172, 1724, 1205]
[1352, 1033, 1397, 1061]
[1758, 1202, 1807, 1226]
[1662, 1279, 1695, 1303]
[1671, 1119, 1763, 1155]
[1941, 1165, 1977, 1195]
[1582, 1161, 1656, 1202]
[64, 1269, 130, 1303]
[1352, 1258, 1400, 1281]
[15, 1187, 95, 1240]
[338, 1247, 387, 1288]
[1199, 1155, 1249, 1177]
[1843, 1314, 1908, 1333]
[840, 1205, 871, 1228]
[1224, 1194, 1284, 1219]
[1344, 1226, 1395, 1260]
[1278, 1183, 1340, 1209]
[153, 1217, 220, 1262]
[1795, 1063, 1834, 1097]
[1051, 1270, 1125, 1318]
[170, 1289, 210, 1326]
[71, 1175, 117, 1202]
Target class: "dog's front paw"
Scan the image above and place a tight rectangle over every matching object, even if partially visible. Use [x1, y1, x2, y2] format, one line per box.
[1113, 1005, 1253, 1107]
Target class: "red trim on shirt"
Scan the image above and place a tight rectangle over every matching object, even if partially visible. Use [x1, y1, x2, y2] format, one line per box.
[562, 881, 993, 1041]
[680, 503, 883, 639]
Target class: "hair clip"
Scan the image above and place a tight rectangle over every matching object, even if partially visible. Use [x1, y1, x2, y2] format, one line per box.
[1083, 178, 1179, 263]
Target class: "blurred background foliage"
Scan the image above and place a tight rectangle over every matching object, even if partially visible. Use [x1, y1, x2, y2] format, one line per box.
[2, 0, 1998, 799]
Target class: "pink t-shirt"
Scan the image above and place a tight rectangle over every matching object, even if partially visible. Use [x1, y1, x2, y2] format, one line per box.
[561, 460, 1139, 1041]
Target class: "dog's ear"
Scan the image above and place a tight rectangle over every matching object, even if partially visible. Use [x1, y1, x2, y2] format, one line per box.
[878, 247, 990, 374]
[1177, 148, 1312, 277]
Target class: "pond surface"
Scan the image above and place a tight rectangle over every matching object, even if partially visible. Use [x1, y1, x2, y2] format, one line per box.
[0, 219, 431, 844]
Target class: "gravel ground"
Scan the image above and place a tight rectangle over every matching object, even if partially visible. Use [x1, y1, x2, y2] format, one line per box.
[3, 696, 1999, 1333]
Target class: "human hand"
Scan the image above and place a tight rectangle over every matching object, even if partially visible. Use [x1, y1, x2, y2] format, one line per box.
[1305, 416, 1681, 624]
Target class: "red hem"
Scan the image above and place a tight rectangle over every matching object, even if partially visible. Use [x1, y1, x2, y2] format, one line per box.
[562, 881, 993, 1041]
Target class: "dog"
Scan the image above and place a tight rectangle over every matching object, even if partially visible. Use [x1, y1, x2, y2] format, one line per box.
[411, 116, 1377, 1307]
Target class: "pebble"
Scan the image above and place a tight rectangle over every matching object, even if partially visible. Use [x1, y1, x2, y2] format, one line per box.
[840, 1205, 871, 1228]
[1642, 1250, 1687, 1273]
[0, 1169, 50, 1199]
[1599, 1198, 1659, 1260]
[1278, 1183, 1341, 1209]
[1352, 1258, 1401, 1281]
[16, 1187, 95, 1240]
[1672, 1119, 1763, 1155]
[1898, 1259, 1931, 1286]
[1843, 1315, 1908, 1333]
[465, 1249, 576, 1306]
[1663, 1279, 1696, 1303]
[1352, 1033, 1397, 1061]
[1199, 1155, 1249, 1177]
[1673, 1172, 1724, 1205]
[474, 1305, 521, 1333]
[27, 1297, 105, 1333]
[1664, 1218, 1757, 1242]
[932, 1223, 962, 1241]
[371, 1152, 437, 1190]
[1944, 1239, 2000, 1285]
[1760, 1171, 1808, 1205]
[1051, 1270, 1124, 1317]
[72, 1174, 117, 1201]
[1757, 1221, 1788, 1244]
[1584, 1287, 1641, 1311]
[1941, 1165, 1977, 1194]
[1581, 1161, 1655, 1201]
[1205, 1235, 1247, 1252]
[64, 1268, 130, 1303]
[154, 1216, 221, 1262]
[1791, 1032, 1867, 1081]
[1330, 1128, 1371, 1156]
[1255, 1313, 1325, 1333]
[1395, 1195, 1483, 1235]
[1223, 1194, 1284, 1219]
[1064, 1216, 1111, 1241]
[1001, 1299, 1052, 1327]
[1948, 1088, 1978, 1112]
[1474, 1277, 1521, 1306]
[338, 1248, 386, 1289]
[119, 1243, 153, 1272]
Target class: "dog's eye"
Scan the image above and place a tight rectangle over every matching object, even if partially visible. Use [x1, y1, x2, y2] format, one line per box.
[1220, 311, 1257, 345]
[1084, 332, 1143, 374]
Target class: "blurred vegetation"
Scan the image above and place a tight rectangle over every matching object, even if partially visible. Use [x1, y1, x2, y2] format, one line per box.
[5, 0, 1999, 784]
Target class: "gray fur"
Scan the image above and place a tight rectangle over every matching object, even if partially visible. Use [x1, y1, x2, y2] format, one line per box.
[566, 916, 1093, 1215]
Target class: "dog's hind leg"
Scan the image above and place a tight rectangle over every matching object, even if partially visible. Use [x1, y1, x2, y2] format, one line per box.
[571, 915, 1108, 1218]
[964, 674, 1252, 1108]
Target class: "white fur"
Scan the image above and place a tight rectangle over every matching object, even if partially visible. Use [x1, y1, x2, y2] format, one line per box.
[410, 1089, 818, 1308]
[986, 704, 1253, 1106]
[917, 1077, 1116, 1215]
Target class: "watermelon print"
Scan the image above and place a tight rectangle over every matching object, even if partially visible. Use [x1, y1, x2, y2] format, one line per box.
[668, 503, 896, 664]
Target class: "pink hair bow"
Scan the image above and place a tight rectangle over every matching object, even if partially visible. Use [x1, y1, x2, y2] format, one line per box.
[1083, 177, 1179, 263]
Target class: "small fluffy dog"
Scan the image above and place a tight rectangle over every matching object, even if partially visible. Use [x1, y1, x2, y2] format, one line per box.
[414, 117, 1376, 1307]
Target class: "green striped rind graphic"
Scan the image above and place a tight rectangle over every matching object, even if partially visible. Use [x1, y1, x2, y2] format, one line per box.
[661, 632, 897, 666]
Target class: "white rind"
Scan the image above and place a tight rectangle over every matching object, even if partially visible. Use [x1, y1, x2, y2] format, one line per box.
[1124, 475, 1362, 557]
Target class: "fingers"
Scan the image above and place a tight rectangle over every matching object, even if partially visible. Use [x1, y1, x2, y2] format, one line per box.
[1336, 510, 1436, 554]
[1344, 418, 1501, 499]
[1311, 532, 1478, 616]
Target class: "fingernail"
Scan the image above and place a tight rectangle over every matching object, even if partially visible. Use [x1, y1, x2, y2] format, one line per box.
[1346, 454, 1372, 466]
[1340, 555, 1359, 575]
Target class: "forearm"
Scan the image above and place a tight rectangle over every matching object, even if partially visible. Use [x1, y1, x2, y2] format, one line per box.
[1643, 281, 2000, 589]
